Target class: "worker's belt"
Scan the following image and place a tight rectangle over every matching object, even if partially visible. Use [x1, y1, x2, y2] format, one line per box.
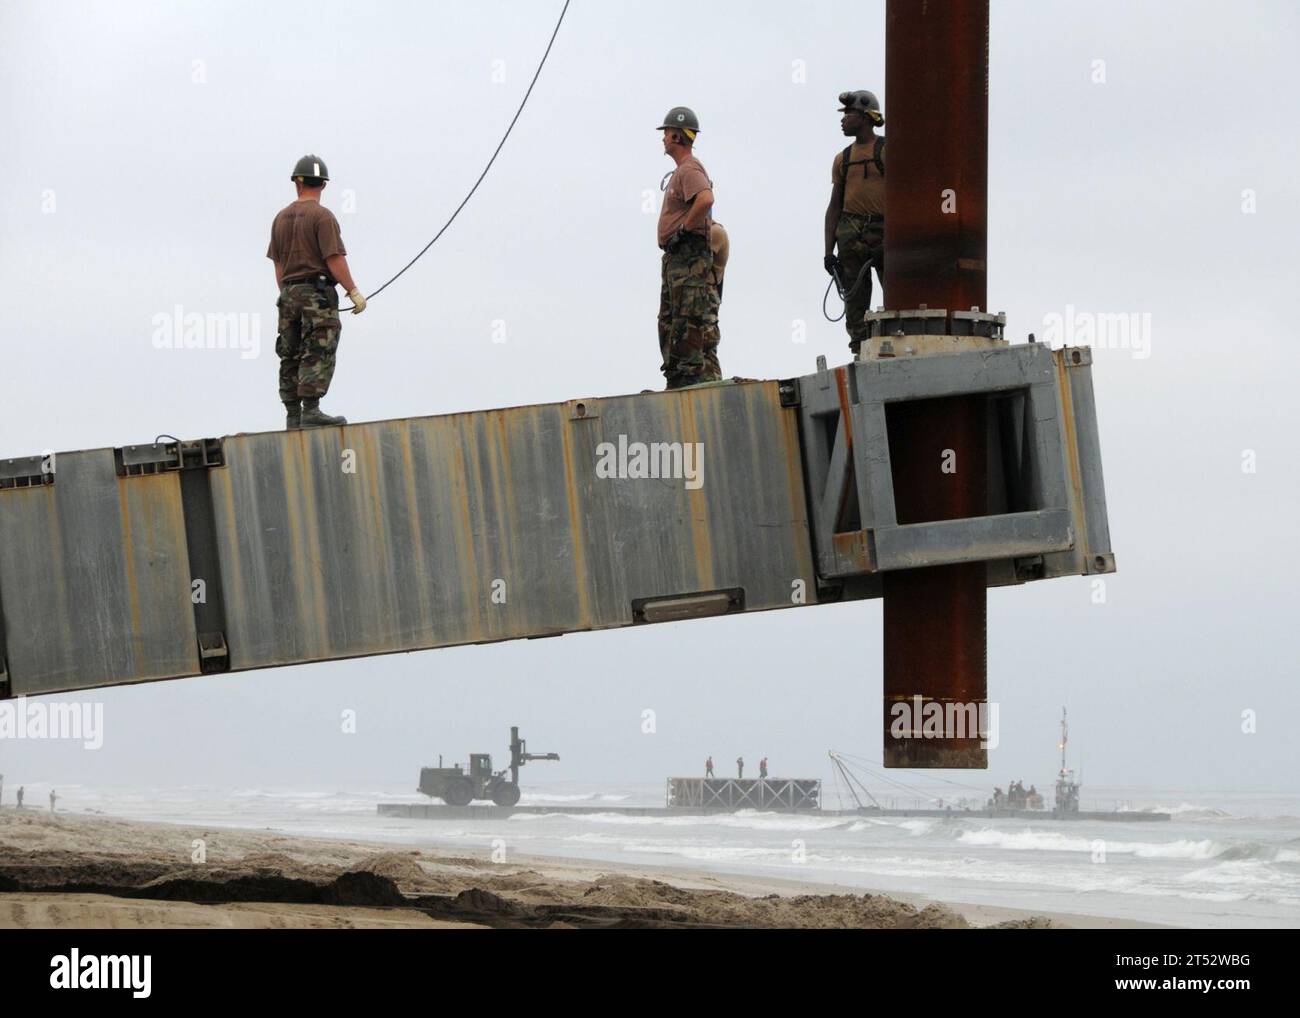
[840, 211, 884, 225]
[281, 274, 336, 288]
[661, 230, 709, 253]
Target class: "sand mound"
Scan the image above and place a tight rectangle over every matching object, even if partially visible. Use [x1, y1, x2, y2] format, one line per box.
[346, 852, 430, 886]
[237, 852, 309, 871]
[989, 916, 1060, 929]
[583, 876, 716, 911]
[903, 903, 970, 929]
[569, 877, 968, 928]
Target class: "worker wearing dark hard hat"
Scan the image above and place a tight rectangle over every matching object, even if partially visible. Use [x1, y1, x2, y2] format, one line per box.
[656, 107, 721, 389]
[824, 91, 886, 355]
[267, 155, 366, 429]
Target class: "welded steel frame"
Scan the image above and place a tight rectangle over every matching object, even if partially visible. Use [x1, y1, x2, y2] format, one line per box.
[797, 342, 1114, 584]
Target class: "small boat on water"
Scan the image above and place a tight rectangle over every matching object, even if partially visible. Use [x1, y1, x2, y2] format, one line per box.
[828, 708, 1171, 822]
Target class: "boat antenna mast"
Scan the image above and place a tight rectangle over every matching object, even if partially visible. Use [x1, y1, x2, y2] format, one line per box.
[1059, 707, 1069, 781]
[1055, 707, 1081, 814]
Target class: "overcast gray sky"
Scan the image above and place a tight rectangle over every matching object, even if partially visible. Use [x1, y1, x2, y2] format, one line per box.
[1, 0, 1297, 794]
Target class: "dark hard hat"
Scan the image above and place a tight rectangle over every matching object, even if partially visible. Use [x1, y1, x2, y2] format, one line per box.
[291, 154, 329, 181]
[838, 90, 884, 124]
[657, 106, 700, 140]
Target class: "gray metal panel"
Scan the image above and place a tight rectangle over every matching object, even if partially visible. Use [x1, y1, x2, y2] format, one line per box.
[0, 451, 198, 695]
[211, 409, 587, 668]
[1043, 349, 1116, 578]
[1068, 364, 1114, 569]
[572, 384, 814, 623]
[797, 370, 842, 578]
[1025, 379, 1069, 524]
[813, 412, 854, 575]
[0, 354, 1111, 698]
[851, 399, 897, 529]
[874, 509, 1074, 571]
[851, 343, 1057, 403]
[211, 381, 816, 672]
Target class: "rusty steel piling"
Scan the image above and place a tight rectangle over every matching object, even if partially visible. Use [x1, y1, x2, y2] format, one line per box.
[881, 0, 991, 768]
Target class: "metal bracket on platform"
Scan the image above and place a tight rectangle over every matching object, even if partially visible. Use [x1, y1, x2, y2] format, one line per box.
[798, 342, 1114, 584]
[863, 306, 1006, 341]
[197, 631, 229, 674]
[632, 588, 744, 625]
[568, 399, 600, 421]
[0, 454, 56, 491]
[114, 437, 225, 478]
[857, 308, 1008, 362]
[108, 435, 234, 675]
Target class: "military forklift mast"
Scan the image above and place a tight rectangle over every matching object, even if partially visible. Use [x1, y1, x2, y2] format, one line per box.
[507, 725, 560, 785]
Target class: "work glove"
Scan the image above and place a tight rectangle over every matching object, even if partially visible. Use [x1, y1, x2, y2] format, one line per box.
[348, 289, 367, 314]
[824, 254, 840, 276]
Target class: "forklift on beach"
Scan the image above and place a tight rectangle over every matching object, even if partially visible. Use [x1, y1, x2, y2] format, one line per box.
[418, 726, 559, 806]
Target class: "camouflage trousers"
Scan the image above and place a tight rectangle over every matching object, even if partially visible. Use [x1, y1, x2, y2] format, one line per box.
[835, 212, 885, 354]
[276, 282, 341, 403]
[658, 233, 721, 388]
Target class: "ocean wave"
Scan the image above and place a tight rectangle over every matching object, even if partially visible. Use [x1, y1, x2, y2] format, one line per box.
[1109, 801, 1300, 822]
[958, 828, 1223, 859]
[1179, 859, 1300, 889]
[1121, 802, 1235, 820]
[954, 829, 1300, 868]
[505, 809, 855, 833]
[1214, 843, 1300, 865]
[558, 832, 833, 866]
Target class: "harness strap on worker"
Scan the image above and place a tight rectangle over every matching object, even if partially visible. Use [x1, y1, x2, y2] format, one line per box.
[826, 136, 885, 320]
[835, 136, 886, 218]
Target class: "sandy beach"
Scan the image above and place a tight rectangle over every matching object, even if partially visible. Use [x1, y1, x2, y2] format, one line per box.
[0, 807, 1163, 929]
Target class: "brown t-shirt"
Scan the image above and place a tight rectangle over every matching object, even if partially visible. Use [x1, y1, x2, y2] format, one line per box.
[266, 199, 346, 281]
[833, 139, 885, 217]
[657, 155, 712, 248]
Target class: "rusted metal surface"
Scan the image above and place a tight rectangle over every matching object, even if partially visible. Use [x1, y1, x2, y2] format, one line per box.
[882, 398, 988, 768]
[210, 381, 814, 672]
[0, 381, 816, 696]
[0, 451, 198, 694]
[882, 0, 991, 767]
[883, 0, 989, 312]
[0, 356, 1112, 701]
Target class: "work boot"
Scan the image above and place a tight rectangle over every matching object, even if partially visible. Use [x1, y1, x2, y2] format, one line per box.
[299, 398, 347, 428]
[285, 402, 301, 430]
